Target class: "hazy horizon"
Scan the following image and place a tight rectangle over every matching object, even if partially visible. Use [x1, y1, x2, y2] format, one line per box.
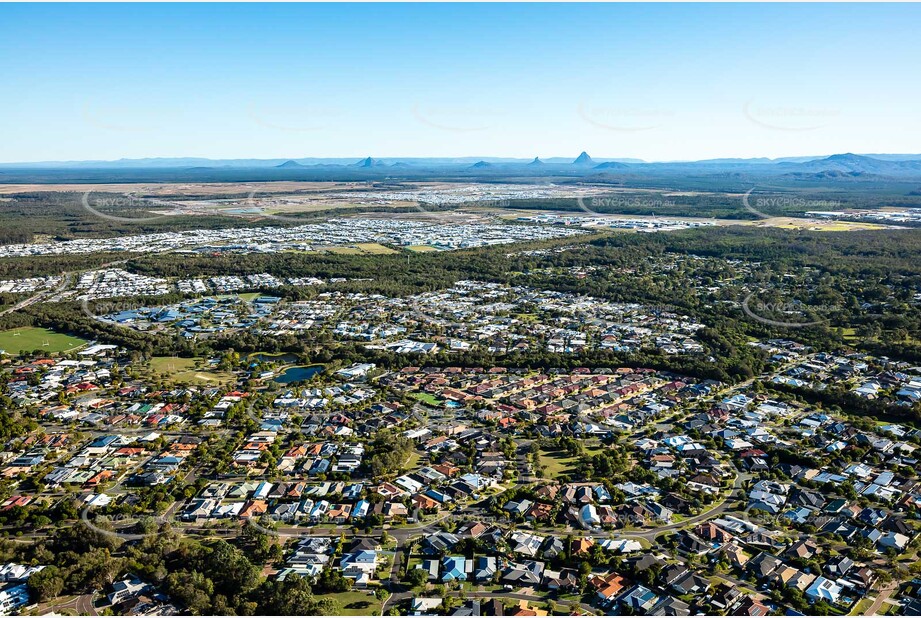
[4, 151, 921, 167]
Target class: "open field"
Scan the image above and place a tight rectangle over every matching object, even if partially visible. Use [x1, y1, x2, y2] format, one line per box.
[406, 245, 439, 252]
[0, 327, 87, 354]
[353, 242, 399, 254]
[403, 451, 423, 470]
[261, 199, 417, 215]
[321, 246, 363, 255]
[412, 392, 442, 406]
[496, 208, 896, 231]
[314, 243, 399, 255]
[740, 216, 890, 231]
[538, 443, 605, 478]
[538, 448, 580, 477]
[315, 591, 382, 616]
[147, 356, 236, 386]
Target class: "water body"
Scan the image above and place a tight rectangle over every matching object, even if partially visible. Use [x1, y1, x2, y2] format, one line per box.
[250, 352, 300, 364]
[274, 364, 324, 384]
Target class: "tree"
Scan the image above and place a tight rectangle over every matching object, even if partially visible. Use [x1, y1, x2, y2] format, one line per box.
[258, 575, 336, 616]
[197, 539, 261, 597]
[67, 548, 123, 591]
[407, 567, 428, 589]
[164, 570, 213, 615]
[27, 565, 64, 602]
[314, 567, 352, 593]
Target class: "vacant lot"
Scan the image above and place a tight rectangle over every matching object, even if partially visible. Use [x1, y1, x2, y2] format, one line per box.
[147, 356, 236, 386]
[320, 246, 363, 255]
[538, 447, 580, 477]
[538, 443, 604, 478]
[354, 242, 399, 255]
[0, 327, 87, 354]
[315, 591, 381, 616]
[740, 216, 889, 231]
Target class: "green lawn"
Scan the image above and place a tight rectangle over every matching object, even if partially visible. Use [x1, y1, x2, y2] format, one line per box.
[880, 601, 900, 615]
[537, 448, 580, 477]
[412, 392, 442, 406]
[0, 327, 87, 354]
[850, 598, 873, 616]
[403, 451, 423, 471]
[840, 327, 859, 341]
[584, 443, 605, 457]
[316, 591, 382, 616]
[148, 356, 236, 386]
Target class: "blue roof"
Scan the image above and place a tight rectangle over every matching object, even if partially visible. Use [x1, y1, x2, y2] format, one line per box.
[442, 556, 467, 581]
[90, 435, 120, 447]
[424, 489, 450, 503]
[345, 550, 377, 564]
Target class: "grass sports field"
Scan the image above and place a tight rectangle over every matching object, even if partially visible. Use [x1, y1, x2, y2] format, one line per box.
[0, 327, 87, 354]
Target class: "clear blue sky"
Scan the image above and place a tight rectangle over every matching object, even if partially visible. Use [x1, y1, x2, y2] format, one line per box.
[2, 3, 919, 163]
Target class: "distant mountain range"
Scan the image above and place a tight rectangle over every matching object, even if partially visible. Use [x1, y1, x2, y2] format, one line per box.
[5, 152, 921, 180]
[777, 153, 921, 175]
[275, 160, 307, 169]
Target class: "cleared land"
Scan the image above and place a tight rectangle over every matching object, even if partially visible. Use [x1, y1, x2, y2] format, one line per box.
[147, 356, 236, 386]
[321, 246, 363, 255]
[497, 209, 894, 231]
[353, 242, 399, 255]
[538, 444, 605, 478]
[315, 591, 381, 616]
[317, 243, 400, 255]
[537, 447, 580, 477]
[740, 216, 889, 231]
[0, 327, 87, 354]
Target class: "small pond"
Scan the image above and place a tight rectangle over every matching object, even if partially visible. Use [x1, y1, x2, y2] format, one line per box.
[274, 364, 324, 384]
[250, 352, 301, 364]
